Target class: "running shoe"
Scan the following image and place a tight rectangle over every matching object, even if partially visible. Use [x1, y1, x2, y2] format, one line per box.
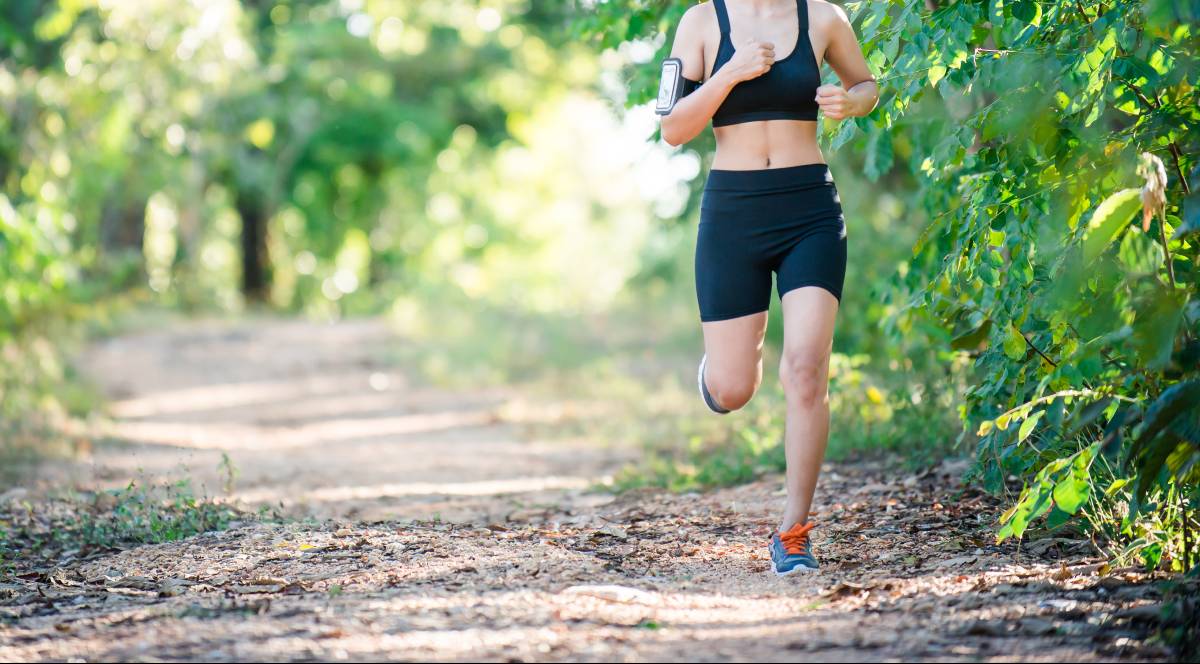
[769, 521, 819, 575]
[698, 354, 730, 414]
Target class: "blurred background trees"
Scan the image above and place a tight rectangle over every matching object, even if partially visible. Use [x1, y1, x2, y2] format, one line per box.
[1, 0, 1196, 573]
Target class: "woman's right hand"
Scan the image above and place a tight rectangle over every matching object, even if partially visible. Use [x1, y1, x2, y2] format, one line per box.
[722, 39, 775, 83]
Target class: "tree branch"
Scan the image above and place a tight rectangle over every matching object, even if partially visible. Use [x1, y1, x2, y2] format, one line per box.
[1167, 142, 1192, 196]
[1022, 333, 1059, 368]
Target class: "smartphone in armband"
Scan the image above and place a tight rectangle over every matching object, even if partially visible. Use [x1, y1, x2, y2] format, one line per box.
[655, 57, 685, 116]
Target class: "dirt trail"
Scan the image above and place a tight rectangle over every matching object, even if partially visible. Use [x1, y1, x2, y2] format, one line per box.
[65, 317, 623, 523]
[0, 318, 1176, 661]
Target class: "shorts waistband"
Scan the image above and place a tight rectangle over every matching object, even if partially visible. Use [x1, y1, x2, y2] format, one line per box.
[704, 163, 833, 191]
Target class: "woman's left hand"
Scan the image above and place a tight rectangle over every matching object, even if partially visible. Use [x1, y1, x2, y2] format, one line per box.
[815, 84, 851, 120]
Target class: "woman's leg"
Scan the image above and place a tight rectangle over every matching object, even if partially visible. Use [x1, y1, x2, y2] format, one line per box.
[777, 286, 840, 531]
[701, 311, 768, 411]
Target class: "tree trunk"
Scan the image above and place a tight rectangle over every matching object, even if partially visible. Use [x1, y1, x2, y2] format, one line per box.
[99, 195, 146, 257]
[237, 193, 269, 302]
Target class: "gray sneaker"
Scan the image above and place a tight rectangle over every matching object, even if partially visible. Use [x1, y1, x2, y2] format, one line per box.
[769, 521, 819, 576]
[698, 354, 730, 414]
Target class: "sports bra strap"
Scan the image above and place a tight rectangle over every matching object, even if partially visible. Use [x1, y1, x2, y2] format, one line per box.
[796, 0, 809, 30]
[712, 0, 731, 36]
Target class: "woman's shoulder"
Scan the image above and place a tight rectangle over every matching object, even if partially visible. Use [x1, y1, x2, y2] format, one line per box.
[673, 2, 719, 42]
[806, 0, 852, 29]
[679, 1, 718, 27]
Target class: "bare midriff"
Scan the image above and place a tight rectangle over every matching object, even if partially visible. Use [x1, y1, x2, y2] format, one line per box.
[711, 119, 825, 170]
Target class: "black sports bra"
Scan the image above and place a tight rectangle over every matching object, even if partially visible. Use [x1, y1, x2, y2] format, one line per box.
[708, 0, 821, 127]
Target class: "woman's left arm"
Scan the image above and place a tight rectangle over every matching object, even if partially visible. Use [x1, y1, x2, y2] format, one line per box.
[812, 1, 878, 120]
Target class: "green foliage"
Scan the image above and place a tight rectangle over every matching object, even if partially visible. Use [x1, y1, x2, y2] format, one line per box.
[613, 353, 962, 492]
[613, 412, 786, 492]
[584, 0, 1199, 571]
[2, 1, 656, 471]
[854, 0, 1199, 571]
[1, 475, 241, 576]
[76, 479, 239, 548]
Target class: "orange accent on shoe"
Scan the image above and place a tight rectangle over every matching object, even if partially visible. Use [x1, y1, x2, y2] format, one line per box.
[779, 521, 816, 555]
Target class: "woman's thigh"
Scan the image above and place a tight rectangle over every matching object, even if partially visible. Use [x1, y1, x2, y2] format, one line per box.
[701, 311, 768, 388]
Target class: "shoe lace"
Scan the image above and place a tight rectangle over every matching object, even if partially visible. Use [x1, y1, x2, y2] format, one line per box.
[779, 521, 815, 555]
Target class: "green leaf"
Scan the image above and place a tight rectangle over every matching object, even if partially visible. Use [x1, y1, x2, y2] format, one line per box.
[1068, 396, 1113, 437]
[1174, 188, 1200, 239]
[1116, 230, 1163, 275]
[1082, 188, 1141, 262]
[1131, 292, 1188, 369]
[1003, 324, 1026, 360]
[1131, 379, 1200, 462]
[828, 117, 858, 152]
[1052, 453, 1092, 515]
[1045, 506, 1073, 530]
[1132, 433, 1183, 504]
[952, 319, 992, 350]
[1018, 410, 1043, 442]
[999, 502, 1019, 524]
[928, 65, 948, 87]
[864, 127, 894, 181]
[996, 412, 1013, 431]
[1104, 477, 1131, 497]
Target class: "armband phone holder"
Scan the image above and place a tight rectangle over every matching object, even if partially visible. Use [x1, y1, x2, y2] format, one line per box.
[655, 57, 685, 115]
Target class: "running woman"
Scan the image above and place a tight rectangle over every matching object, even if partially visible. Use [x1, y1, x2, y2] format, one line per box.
[655, 0, 877, 575]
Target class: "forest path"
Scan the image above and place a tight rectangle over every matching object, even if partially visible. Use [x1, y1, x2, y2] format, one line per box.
[1, 318, 1172, 662]
[63, 316, 624, 523]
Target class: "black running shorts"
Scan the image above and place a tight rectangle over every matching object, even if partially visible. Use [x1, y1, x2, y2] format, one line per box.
[695, 163, 847, 322]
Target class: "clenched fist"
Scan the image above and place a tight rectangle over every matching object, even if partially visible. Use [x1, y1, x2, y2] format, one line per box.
[723, 38, 775, 83]
[815, 84, 851, 120]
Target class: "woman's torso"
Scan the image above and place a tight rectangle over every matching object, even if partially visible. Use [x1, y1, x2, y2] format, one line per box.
[702, 0, 833, 171]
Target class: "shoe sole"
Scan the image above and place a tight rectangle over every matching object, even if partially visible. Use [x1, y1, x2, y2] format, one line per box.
[769, 550, 819, 576]
[697, 354, 730, 415]
[773, 565, 819, 577]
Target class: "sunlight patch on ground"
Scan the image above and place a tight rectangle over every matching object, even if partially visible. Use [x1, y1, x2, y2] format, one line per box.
[100, 408, 502, 451]
[107, 371, 401, 418]
[235, 476, 598, 504]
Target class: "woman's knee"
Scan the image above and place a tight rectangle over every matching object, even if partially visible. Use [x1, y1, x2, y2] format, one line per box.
[706, 369, 759, 411]
[778, 347, 828, 407]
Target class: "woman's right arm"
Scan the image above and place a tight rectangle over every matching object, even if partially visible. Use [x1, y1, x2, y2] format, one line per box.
[660, 6, 774, 146]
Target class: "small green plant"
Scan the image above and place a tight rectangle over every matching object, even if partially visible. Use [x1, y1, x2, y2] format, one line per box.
[218, 452, 239, 495]
[613, 429, 782, 493]
[1, 466, 244, 578]
[72, 478, 239, 548]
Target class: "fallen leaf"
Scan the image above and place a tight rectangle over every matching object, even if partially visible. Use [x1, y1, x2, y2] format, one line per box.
[935, 555, 977, 569]
[595, 524, 628, 540]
